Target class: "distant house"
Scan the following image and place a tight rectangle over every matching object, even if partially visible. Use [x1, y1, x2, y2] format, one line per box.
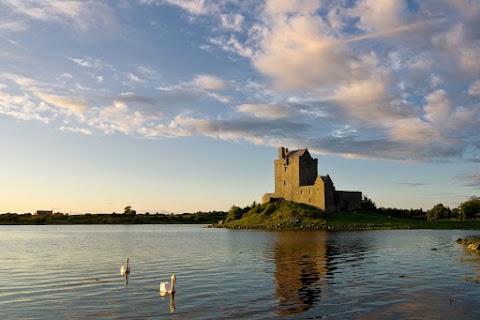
[36, 210, 53, 216]
[262, 147, 362, 212]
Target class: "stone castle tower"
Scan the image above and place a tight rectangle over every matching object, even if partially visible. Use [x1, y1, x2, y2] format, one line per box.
[262, 147, 362, 212]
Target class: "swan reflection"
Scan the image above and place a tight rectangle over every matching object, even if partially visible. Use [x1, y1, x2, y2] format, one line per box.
[159, 291, 176, 313]
[120, 258, 131, 287]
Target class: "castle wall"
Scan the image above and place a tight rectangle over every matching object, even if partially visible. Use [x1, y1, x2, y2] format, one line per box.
[335, 191, 362, 211]
[298, 154, 318, 186]
[264, 147, 362, 212]
[274, 156, 300, 200]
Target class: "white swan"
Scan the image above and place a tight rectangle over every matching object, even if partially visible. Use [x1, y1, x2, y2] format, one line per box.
[120, 258, 131, 276]
[160, 275, 176, 294]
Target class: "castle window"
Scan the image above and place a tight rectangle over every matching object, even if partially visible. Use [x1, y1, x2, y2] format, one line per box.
[309, 198, 311, 202]
[284, 167, 287, 172]
[283, 181, 286, 186]
[300, 190, 303, 195]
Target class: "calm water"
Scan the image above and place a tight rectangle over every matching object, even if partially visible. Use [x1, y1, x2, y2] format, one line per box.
[1, 225, 480, 319]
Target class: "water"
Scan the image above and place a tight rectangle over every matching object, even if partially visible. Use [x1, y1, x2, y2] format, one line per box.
[1, 225, 480, 319]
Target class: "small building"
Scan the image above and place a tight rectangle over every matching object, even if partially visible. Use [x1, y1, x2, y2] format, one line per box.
[36, 210, 53, 216]
[262, 147, 362, 212]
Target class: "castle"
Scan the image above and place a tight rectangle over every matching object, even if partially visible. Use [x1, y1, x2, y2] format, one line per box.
[262, 147, 362, 212]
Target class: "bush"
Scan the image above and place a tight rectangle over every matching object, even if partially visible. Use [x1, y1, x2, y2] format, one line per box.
[427, 203, 451, 221]
[459, 196, 480, 219]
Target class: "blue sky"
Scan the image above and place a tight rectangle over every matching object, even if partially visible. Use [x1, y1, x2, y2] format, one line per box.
[0, 0, 479, 214]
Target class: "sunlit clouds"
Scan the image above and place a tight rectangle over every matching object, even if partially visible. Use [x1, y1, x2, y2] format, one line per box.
[0, 0, 479, 213]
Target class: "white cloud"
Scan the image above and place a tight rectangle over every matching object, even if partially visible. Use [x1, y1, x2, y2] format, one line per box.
[432, 23, 480, 74]
[90, 101, 148, 135]
[468, 80, 480, 96]
[236, 103, 293, 120]
[331, 125, 357, 138]
[348, 0, 409, 32]
[59, 126, 92, 135]
[424, 90, 450, 125]
[127, 72, 144, 83]
[140, 0, 212, 15]
[69, 57, 114, 71]
[156, 75, 231, 104]
[220, 14, 244, 31]
[192, 75, 227, 90]
[209, 36, 254, 58]
[33, 90, 88, 114]
[0, 91, 51, 124]
[60, 73, 73, 79]
[0, 20, 28, 33]
[388, 118, 437, 144]
[1, 0, 118, 33]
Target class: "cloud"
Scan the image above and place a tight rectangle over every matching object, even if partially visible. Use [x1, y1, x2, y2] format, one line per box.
[424, 89, 450, 125]
[117, 92, 155, 105]
[331, 125, 357, 138]
[192, 75, 227, 90]
[33, 90, 88, 114]
[126, 72, 144, 83]
[432, 23, 480, 75]
[140, 0, 212, 15]
[220, 13, 244, 31]
[1, 1, 479, 164]
[395, 182, 426, 187]
[388, 118, 437, 145]
[348, 0, 409, 32]
[454, 172, 480, 187]
[59, 126, 92, 135]
[157, 74, 231, 104]
[0, 20, 28, 33]
[0, 91, 52, 123]
[69, 57, 114, 71]
[468, 80, 480, 96]
[1, 0, 118, 33]
[88, 101, 149, 135]
[235, 103, 293, 120]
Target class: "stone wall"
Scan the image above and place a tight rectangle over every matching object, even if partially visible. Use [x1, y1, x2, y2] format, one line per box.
[263, 147, 362, 212]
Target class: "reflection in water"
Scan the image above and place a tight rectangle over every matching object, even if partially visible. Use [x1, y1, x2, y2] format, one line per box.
[273, 230, 369, 315]
[273, 230, 330, 315]
[159, 291, 175, 313]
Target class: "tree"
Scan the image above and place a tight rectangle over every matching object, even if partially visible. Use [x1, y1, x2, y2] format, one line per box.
[459, 196, 480, 219]
[427, 203, 451, 221]
[124, 206, 137, 215]
[362, 195, 377, 212]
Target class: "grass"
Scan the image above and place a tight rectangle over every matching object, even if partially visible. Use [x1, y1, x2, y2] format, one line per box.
[0, 211, 227, 225]
[222, 201, 326, 229]
[218, 201, 480, 230]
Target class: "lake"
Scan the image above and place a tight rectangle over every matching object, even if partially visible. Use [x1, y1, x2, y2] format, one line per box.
[1, 225, 480, 319]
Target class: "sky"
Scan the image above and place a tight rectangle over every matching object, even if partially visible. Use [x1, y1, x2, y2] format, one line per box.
[0, 0, 479, 214]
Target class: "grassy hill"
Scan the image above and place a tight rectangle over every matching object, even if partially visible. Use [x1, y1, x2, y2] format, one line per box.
[221, 201, 327, 228]
[218, 201, 480, 230]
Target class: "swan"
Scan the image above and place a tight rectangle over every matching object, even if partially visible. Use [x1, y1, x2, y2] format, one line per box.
[120, 258, 131, 276]
[160, 274, 176, 294]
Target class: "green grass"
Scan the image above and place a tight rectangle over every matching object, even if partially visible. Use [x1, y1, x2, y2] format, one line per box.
[218, 201, 480, 230]
[0, 211, 227, 225]
[222, 201, 326, 228]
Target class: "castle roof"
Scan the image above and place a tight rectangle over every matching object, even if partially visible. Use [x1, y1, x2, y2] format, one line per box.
[285, 149, 307, 158]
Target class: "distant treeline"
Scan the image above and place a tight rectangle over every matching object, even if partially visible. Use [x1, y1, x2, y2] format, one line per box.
[363, 195, 480, 221]
[0, 211, 227, 225]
